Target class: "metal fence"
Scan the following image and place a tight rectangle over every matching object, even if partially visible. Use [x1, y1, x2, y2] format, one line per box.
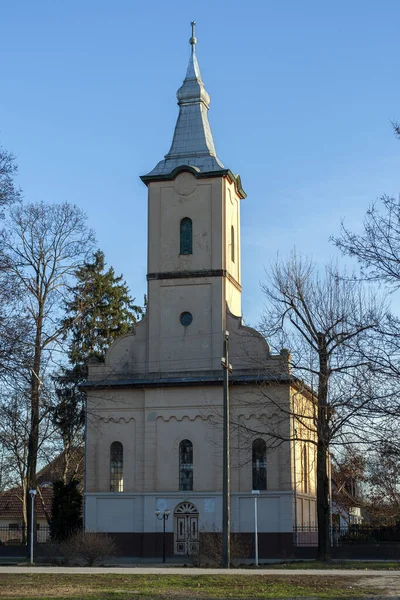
[294, 524, 400, 547]
[0, 525, 51, 545]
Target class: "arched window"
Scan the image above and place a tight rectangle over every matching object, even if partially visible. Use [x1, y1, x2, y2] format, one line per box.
[180, 218, 192, 255]
[252, 439, 267, 490]
[302, 443, 308, 494]
[110, 441, 123, 492]
[231, 225, 235, 263]
[179, 439, 193, 491]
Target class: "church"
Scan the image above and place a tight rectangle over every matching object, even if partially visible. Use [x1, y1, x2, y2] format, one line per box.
[84, 25, 316, 558]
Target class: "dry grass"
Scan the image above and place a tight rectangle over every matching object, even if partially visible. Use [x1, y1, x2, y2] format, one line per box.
[0, 573, 380, 599]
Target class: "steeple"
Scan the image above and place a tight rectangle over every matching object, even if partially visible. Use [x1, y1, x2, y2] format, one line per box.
[143, 22, 225, 178]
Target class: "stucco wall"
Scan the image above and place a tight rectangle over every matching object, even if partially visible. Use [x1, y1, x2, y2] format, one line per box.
[85, 492, 294, 535]
[86, 383, 293, 496]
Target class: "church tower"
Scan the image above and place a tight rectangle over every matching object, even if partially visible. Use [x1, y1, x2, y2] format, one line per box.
[141, 23, 246, 373]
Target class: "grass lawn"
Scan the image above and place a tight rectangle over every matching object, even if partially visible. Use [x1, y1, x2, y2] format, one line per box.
[0, 573, 380, 599]
[261, 560, 400, 570]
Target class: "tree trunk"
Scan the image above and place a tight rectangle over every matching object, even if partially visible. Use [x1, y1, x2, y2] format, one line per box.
[317, 335, 330, 561]
[62, 438, 70, 485]
[316, 435, 330, 560]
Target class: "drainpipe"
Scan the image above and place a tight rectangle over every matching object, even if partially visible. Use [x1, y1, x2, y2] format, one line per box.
[293, 419, 298, 547]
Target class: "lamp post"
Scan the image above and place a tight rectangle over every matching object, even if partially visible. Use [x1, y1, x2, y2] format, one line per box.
[328, 449, 333, 547]
[29, 490, 37, 564]
[252, 490, 260, 566]
[155, 509, 170, 563]
[221, 330, 232, 568]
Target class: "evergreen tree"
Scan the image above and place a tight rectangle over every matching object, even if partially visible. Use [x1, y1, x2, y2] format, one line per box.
[52, 250, 142, 476]
[50, 479, 83, 541]
[64, 249, 142, 380]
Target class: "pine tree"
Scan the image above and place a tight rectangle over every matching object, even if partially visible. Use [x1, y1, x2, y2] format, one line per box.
[52, 251, 142, 478]
[50, 479, 83, 541]
[64, 249, 142, 379]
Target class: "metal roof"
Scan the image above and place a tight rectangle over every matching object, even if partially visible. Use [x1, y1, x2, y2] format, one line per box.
[82, 372, 292, 390]
[143, 23, 225, 178]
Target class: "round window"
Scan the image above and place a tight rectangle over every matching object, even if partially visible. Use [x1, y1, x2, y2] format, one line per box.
[180, 312, 193, 327]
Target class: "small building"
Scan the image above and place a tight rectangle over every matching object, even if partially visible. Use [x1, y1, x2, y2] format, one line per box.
[0, 447, 83, 545]
[0, 487, 51, 544]
[84, 26, 316, 558]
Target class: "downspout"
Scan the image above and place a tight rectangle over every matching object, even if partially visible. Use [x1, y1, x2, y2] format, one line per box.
[293, 414, 298, 546]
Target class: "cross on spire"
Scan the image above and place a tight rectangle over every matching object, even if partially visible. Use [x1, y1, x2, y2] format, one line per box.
[190, 21, 197, 52]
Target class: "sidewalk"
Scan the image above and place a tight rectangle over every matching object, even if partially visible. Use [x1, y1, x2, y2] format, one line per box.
[0, 566, 399, 575]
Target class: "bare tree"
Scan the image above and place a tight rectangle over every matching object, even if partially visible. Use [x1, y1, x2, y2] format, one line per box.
[0, 201, 95, 551]
[0, 143, 21, 214]
[365, 441, 400, 525]
[333, 195, 400, 438]
[0, 144, 29, 382]
[333, 120, 400, 288]
[259, 253, 382, 560]
[392, 120, 400, 141]
[334, 196, 400, 288]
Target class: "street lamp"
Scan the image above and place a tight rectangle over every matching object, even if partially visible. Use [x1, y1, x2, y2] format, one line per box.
[29, 490, 37, 564]
[252, 490, 260, 566]
[155, 509, 170, 563]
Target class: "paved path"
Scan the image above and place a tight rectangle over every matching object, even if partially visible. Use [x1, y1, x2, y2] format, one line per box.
[0, 567, 397, 574]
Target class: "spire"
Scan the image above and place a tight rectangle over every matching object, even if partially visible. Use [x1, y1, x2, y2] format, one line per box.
[144, 22, 225, 178]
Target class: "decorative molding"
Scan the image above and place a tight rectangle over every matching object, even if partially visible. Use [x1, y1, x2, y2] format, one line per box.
[140, 166, 246, 200]
[98, 416, 136, 424]
[157, 414, 213, 424]
[147, 269, 223, 281]
[174, 501, 199, 514]
[236, 412, 280, 423]
[147, 269, 242, 291]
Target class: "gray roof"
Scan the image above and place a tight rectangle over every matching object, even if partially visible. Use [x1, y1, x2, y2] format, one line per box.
[83, 372, 291, 390]
[144, 28, 225, 178]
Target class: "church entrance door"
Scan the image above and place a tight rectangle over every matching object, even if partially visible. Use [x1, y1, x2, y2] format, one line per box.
[174, 502, 199, 555]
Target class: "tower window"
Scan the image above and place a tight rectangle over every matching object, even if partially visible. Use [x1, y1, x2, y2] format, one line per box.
[180, 218, 193, 255]
[179, 439, 193, 491]
[252, 438, 267, 491]
[110, 441, 123, 492]
[231, 225, 235, 263]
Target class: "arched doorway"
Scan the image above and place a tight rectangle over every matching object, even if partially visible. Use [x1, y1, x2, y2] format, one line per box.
[174, 501, 199, 555]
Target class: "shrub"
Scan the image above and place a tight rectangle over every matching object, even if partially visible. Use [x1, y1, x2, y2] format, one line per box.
[66, 530, 118, 566]
[192, 530, 252, 567]
[43, 530, 118, 566]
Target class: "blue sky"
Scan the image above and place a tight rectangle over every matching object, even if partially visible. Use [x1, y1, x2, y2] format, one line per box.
[1, 1, 399, 324]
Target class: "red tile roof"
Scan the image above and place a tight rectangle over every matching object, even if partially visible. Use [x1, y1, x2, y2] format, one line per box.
[0, 487, 52, 520]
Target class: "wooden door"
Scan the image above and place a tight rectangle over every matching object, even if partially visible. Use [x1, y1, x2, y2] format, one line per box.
[174, 503, 199, 555]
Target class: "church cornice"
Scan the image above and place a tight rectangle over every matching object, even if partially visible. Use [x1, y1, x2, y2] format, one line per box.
[146, 268, 242, 291]
[140, 166, 246, 199]
[83, 373, 292, 391]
